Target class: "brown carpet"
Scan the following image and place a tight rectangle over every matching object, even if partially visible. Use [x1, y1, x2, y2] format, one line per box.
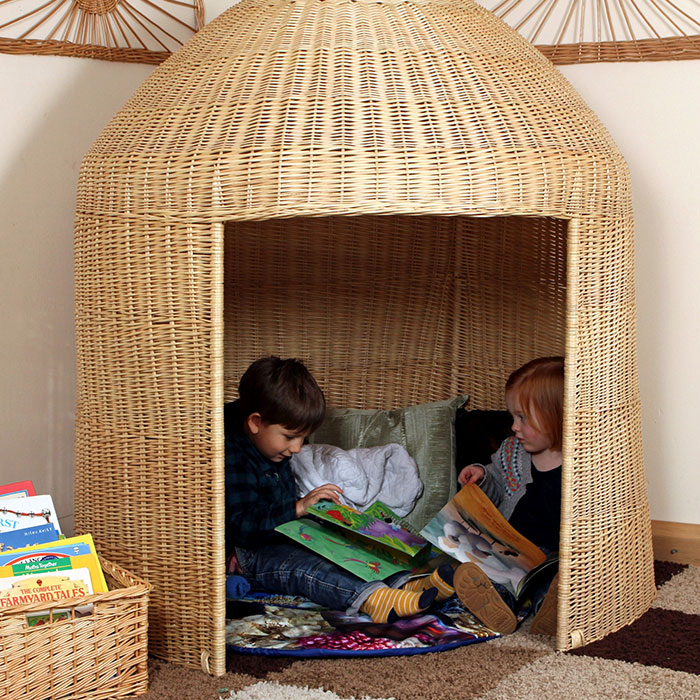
[142, 561, 700, 700]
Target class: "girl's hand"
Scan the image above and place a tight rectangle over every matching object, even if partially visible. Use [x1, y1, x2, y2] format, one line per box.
[458, 464, 485, 486]
[296, 483, 343, 517]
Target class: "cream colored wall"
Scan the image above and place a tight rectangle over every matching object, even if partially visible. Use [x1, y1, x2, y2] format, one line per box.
[0, 55, 153, 534]
[0, 17, 698, 529]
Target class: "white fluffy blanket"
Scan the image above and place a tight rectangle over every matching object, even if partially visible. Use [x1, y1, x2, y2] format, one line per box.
[290, 443, 423, 516]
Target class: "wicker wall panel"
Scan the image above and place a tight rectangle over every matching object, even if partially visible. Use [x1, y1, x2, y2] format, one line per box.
[75, 216, 225, 673]
[224, 214, 568, 410]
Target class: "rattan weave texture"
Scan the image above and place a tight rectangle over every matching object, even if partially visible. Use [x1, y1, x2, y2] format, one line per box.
[74, 0, 655, 675]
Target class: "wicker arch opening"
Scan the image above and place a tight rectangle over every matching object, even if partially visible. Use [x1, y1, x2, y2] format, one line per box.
[74, 0, 656, 676]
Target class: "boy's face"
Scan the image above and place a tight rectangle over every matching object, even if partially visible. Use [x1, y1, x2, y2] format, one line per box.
[246, 413, 310, 462]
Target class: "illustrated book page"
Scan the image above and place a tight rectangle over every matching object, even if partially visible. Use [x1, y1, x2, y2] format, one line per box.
[420, 484, 547, 599]
[275, 500, 432, 582]
[0, 494, 62, 534]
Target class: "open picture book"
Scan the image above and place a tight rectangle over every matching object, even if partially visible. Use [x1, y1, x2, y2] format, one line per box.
[275, 500, 432, 582]
[420, 483, 558, 602]
[277, 483, 557, 599]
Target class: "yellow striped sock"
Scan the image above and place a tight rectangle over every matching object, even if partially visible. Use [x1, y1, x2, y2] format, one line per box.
[360, 585, 437, 623]
[402, 564, 455, 601]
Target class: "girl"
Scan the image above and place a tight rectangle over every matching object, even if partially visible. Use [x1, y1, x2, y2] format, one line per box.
[454, 356, 564, 635]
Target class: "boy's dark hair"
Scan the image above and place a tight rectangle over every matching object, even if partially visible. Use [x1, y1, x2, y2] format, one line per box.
[238, 356, 326, 432]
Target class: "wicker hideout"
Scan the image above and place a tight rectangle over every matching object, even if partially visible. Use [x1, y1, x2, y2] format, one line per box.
[73, 0, 656, 676]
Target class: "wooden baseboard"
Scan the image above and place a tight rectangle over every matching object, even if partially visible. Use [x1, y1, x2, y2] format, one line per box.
[652, 520, 700, 566]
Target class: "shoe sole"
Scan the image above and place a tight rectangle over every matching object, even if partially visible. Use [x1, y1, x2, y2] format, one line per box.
[453, 563, 517, 635]
[530, 572, 559, 636]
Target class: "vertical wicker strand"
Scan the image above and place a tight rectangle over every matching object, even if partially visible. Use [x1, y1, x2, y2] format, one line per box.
[209, 214, 226, 676]
[560, 216, 579, 649]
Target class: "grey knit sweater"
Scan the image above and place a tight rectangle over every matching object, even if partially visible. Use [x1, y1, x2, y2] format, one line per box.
[477, 436, 534, 520]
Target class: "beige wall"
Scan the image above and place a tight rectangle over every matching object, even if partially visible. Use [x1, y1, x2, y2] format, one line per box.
[0, 11, 698, 529]
[0, 55, 153, 533]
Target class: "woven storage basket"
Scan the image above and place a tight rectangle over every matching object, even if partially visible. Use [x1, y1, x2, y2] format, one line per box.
[0, 559, 150, 700]
[74, 0, 656, 675]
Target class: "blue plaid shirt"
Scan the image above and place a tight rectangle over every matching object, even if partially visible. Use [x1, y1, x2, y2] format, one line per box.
[225, 401, 298, 554]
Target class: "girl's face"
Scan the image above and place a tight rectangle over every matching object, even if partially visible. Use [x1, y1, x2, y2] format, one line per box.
[505, 390, 553, 456]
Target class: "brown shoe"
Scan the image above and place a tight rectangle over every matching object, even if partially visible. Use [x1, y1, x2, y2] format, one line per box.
[530, 572, 559, 636]
[453, 563, 517, 635]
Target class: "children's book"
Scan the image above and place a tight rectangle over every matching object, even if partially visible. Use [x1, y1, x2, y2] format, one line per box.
[0, 524, 59, 552]
[0, 567, 94, 623]
[275, 500, 432, 582]
[0, 495, 62, 535]
[420, 483, 557, 601]
[0, 534, 107, 593]
[0, 480, 36, 499]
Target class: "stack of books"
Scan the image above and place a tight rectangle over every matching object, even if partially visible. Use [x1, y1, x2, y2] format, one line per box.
[0, 480, 107, 626]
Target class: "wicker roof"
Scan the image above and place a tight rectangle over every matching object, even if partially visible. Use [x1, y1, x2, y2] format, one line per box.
[79, 0, 628, 222]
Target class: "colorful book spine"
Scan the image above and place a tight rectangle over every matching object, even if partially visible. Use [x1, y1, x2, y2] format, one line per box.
[0, 534, 107, 592]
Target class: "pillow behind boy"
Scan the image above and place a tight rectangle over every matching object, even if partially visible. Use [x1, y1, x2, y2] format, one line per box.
[309, 395, 468, 530]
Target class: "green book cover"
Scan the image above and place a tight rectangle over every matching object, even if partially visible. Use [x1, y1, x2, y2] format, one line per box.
[275, 500, 432, 582]
[275, 518, 410, 581]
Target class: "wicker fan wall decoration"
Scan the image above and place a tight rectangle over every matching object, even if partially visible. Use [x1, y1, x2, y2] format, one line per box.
[0, 0, 203, 64]
[478, 0, 700, 62]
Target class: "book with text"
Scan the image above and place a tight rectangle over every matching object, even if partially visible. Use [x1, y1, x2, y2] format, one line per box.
[0, 567, 95, 623]
[0, 494, 62, 534]
[0, 534, 108, 593]
[0, 523, 60, 552]
[275, 500, 432, 582]
[420, 483, 557, 601]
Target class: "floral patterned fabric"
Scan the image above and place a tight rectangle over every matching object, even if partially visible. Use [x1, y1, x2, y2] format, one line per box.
[226, 595, 498, 657]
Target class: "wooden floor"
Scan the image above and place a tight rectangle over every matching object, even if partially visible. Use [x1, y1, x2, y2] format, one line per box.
[652, 520, 700, 566]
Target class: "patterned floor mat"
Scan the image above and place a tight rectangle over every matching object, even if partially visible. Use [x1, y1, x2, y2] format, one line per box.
[226, 594, 500, 657]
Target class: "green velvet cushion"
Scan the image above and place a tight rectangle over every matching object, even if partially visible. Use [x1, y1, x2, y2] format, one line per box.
[309, 395, 468, 530]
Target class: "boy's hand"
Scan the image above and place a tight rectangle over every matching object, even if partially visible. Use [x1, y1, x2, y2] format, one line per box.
[296, 483, 343, 517]
[458, 464, 485, 486]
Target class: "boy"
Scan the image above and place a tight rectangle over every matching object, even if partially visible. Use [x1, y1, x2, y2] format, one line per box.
[225, 356, 439, 623]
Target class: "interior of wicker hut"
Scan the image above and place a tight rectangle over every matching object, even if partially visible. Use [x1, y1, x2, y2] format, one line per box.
[223, 214, 567, 410]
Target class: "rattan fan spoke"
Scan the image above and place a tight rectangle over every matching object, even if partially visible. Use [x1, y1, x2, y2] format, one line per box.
[478, 0, 700, 61]
[0, 0, 55, 32]
[0, 0, 202, 63]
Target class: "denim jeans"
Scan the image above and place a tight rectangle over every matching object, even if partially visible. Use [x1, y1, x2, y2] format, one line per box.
[235, 542, 411, 614]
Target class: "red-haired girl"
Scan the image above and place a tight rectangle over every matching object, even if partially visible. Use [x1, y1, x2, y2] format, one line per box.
[454, 356, 564, 635]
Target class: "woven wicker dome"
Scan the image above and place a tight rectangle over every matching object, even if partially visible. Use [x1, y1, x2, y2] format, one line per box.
[75, 0, 653, 676]
[80, 0, 626, 220]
